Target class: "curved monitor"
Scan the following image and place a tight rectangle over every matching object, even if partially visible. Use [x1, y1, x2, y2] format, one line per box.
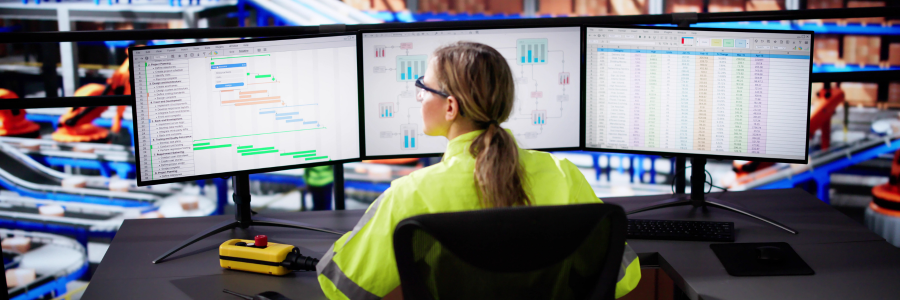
[360, 26, 583, 158]
[130, 33, 361, 186]
[583, 26, 813, 163]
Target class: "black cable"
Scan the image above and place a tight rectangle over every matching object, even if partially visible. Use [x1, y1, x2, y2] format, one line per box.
[670, 165, 729, 194]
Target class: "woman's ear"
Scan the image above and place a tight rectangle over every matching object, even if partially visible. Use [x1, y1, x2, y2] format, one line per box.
[445, 95, 460, 121]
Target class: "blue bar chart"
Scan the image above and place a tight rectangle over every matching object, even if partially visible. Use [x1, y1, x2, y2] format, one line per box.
[396, 55, 428, 82]
[379, 103, 394, 118]
[518, 38, 548, 65]
[401, 124, 417, 149]
[532, 110, 547, 125]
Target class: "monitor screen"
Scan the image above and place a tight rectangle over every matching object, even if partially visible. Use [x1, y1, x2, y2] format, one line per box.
[130, 34, 361, 185]
[584, 26, 812, 163]
[361, 26, 582, 158]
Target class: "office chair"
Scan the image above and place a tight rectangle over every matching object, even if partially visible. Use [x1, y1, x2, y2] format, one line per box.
[393, 203, 627, 300]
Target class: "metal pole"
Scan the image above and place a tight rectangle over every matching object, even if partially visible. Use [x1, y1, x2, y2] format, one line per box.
[333, 164, 345, 210]
[56, 8, 79, 97]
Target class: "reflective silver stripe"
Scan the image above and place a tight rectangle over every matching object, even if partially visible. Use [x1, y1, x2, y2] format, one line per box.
[617, 244, 639, 282]
[316, 244, 336, 274]
[319, 258, 381, 300]
[342, 193, 385, 248]
[315, 193, 388, 299]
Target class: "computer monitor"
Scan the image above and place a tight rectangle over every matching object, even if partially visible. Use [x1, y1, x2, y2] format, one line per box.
[360, 26, 582, 158]
[128, 33, 357, 263]
[129, 33, 361, 186]
[583, 26, 814, 234]
[583, 26, 812, 164]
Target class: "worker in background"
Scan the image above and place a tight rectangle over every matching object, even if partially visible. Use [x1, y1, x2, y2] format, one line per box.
[303, 165, 334, 211]
[316, 42, 640, 299]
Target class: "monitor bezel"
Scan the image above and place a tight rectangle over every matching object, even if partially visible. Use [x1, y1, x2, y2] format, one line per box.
[358, 24, 585, 160]
[581, 25, 814, 164]
[129, 32, 364, 186]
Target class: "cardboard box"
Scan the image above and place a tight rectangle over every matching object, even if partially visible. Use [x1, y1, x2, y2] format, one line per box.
[805, 0, 841, 22]
[344, 0, 370, 10]
[846, 1, 885, 24]
[666, 0, 703, 13]
[709, 0, 745, 12]
[814, 35, 840, 64]
[372, 0, 407, 11]
[807, 0, 842, 9]
[538, 0, 573, 16]
[863, 36, 881, 65]
[843, 35, 860, 65]
[888, 82, 900, 105]
[574, 0, 608, 16]
[841, 82, 879, 106]
[488, 0, 523, 15]
[419, 0, 451, 13]
[610, 0, 647, 15]
[746, 0, 783, 11]
[890, 44, 900, 67]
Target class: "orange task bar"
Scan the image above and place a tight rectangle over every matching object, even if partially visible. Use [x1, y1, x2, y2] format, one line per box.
[239, 90, 267, 95]
[235, 100, 280, 106]
[239, 95, 252, 99]
[220, 90, 234, 92]
[222, 96, 281, 104]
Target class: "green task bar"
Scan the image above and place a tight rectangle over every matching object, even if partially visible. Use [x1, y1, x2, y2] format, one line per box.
[293, 153, 316, 158]
[242, 150, 279, 156]
[237, 145, 253, 149]
[282, 150, 316, 156]
[237, 147, 274, 153]
[193, 142, 210, 146]
[305, 156, 328, 161]
[194, 144, 232, 150]
[255, 74, 271, 78]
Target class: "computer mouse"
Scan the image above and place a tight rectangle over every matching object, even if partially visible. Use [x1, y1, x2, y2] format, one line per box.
[756, 246, 784, 261]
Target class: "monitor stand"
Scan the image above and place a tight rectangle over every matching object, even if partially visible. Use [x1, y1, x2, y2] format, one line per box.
[627, 157, 798, 235]
[153, 174, 344, 264]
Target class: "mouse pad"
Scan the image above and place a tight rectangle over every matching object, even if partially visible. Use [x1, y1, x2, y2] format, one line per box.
[710, 242, 814, 276]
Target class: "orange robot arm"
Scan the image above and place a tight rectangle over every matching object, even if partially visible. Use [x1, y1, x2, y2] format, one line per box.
[0, 89, 41, 137]
[809, 85, 845, 151]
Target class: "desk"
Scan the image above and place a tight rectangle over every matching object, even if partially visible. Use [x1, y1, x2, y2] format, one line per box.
[84, 189, 900, 300]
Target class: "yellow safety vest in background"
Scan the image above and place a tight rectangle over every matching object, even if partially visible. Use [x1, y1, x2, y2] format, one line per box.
[316, 129, 641, 299]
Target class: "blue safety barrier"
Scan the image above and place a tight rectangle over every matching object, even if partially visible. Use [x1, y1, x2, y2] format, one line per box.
[758, 138, 900, 204]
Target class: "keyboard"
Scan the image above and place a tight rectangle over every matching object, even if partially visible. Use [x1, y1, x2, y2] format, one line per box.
[627, 219, 735, 242]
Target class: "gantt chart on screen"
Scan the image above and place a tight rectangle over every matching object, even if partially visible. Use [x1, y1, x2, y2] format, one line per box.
[131, 35, 360, 182]
[585, 27, 811, 161]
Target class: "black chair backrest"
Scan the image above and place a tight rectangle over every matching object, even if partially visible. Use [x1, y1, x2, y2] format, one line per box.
[393, 203, 627, 300]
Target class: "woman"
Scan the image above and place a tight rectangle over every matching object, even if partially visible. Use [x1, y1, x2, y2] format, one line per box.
[316, 42, 640, 299]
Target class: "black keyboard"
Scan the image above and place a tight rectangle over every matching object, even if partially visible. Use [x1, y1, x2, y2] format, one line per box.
[627, 219, 735, 242]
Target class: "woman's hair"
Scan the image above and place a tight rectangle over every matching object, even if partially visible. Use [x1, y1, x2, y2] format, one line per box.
[433, 41, 530, 208]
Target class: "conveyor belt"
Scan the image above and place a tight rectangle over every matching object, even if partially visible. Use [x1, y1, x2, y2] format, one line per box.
[736, 135, 900, 203]
[0, 146, 61, 186]
[0, 145, 160, 207]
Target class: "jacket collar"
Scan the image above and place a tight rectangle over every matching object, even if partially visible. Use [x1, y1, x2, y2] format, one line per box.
[442, 128, 515, 161]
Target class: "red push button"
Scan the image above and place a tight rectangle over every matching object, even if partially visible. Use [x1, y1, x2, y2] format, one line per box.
[254, 235, 268, 247]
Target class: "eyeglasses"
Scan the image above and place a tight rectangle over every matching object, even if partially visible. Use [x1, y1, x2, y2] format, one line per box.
[415, 77, 450, 99]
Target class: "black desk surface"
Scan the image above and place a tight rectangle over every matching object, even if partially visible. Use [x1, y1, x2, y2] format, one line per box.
[84, 189, 900, 300]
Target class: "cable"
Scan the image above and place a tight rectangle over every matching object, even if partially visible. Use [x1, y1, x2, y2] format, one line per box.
[670, 165, 729, 194]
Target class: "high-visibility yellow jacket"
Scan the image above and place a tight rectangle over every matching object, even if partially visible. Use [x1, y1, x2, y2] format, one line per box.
[316, 129, 641, 299]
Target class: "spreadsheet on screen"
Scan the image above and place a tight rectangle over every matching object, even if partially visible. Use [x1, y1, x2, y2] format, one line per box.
[585, 27, 812, 161]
